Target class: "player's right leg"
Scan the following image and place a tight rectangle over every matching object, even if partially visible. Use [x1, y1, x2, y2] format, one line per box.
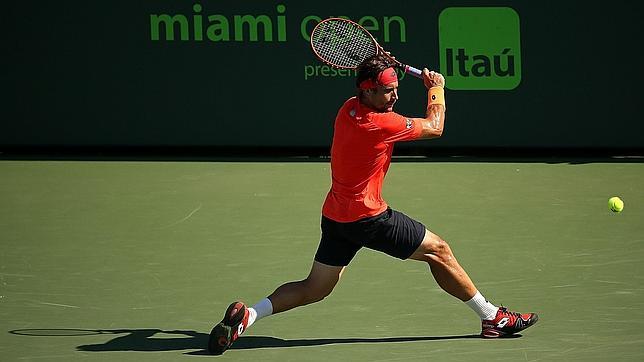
[208, 216, 358, 355]
[208, 261, 344, 355]
[268, 261, 345, 313]
[208, 301, 250, 354]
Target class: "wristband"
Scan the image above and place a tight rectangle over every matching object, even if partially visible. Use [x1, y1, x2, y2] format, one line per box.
[428, 86, 445, 107]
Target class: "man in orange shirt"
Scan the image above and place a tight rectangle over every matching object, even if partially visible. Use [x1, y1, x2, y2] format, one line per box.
[209, 55, 538, 355]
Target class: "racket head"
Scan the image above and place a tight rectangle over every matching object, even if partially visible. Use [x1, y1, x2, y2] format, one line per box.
[310, 18, 380, 69]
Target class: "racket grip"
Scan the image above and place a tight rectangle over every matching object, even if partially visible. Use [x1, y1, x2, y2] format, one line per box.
[403, 65, 423, 79]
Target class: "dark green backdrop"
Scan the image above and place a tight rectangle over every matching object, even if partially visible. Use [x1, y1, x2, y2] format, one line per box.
[2, 1, 643, 150]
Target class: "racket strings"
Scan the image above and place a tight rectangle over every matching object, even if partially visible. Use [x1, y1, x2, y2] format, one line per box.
[312, 20, 378, 68]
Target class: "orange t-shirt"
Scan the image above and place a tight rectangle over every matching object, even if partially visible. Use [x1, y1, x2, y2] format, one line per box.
[322, 97, 422, 222]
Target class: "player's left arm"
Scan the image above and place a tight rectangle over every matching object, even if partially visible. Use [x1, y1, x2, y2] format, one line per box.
[412, 103, 445, 139]
[413, 69, 446, 140]
[374, 70, 446, 143]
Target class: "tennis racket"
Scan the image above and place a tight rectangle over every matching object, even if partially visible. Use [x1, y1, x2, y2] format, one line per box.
[310, 17, 423, 79]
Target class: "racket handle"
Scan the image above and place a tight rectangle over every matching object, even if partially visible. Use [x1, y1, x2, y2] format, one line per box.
[403, 65, 423, 79]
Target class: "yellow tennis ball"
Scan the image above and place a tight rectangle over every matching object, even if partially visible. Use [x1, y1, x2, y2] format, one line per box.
[608, 196, 624, 213]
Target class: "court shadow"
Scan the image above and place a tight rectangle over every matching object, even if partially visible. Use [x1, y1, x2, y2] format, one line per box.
[75, 329, 208, 352]
[234, 334, 483, 348]
[76, 330, 487, 355]
[186, 333, 505, 355]
[11, 328, 518, 355]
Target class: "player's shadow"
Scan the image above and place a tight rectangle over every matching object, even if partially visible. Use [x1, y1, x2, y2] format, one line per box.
[11, 328, 514, 355]
[75, 329, 207, 353]
[190, 333, 511, 355]
[227, 334, 487, 350]
[76, 330, 485, 355]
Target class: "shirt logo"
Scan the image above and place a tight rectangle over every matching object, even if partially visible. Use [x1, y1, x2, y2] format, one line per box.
[349, 108, 356, 117]
[405, 118, 413, 129]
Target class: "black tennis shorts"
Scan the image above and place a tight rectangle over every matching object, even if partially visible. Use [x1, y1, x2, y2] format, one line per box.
[314, 207, 426, 267]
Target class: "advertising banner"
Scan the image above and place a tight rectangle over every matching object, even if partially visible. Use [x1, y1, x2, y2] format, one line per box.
[3, 1, 642, 150]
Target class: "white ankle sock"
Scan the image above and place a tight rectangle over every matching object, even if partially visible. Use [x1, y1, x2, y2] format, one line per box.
[246, 308, 258, 327]
[247, 298, 273, 327]
[465, 291, 498, 320]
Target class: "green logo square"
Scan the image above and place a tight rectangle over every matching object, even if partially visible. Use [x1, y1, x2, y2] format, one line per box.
[439, 7, 521, 90]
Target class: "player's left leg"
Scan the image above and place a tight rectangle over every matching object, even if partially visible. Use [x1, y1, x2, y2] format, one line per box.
[408, 229, 477, 301]
[409, 229, 538, 337]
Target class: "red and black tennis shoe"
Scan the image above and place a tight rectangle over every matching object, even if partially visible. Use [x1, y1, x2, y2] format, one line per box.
[481, 306, 539, 338]
[208, 301, 250, 354]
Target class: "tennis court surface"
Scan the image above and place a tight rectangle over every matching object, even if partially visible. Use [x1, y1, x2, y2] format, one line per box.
[1, 158, 643, 361]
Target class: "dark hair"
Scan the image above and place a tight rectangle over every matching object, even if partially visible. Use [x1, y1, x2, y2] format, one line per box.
[356, 55, 395, 88]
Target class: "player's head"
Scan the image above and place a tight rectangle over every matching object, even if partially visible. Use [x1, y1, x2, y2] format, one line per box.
[356, 55, 399, 112]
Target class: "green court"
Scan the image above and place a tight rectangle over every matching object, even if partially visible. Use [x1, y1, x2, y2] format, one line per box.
[1, 159, 643, 361]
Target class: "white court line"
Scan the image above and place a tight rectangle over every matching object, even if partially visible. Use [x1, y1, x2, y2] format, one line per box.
[0, 273, 36, 278]
[160, 204, 202, 229]
[37, 302, 81, 309]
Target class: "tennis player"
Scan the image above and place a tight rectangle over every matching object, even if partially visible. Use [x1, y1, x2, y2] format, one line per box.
[208, 54, 538, 354]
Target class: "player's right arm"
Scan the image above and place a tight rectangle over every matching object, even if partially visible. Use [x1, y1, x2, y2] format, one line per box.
[413, 69, 446, 140]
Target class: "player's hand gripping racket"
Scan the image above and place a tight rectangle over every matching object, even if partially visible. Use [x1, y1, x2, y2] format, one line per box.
[310, 17, 423, 79]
